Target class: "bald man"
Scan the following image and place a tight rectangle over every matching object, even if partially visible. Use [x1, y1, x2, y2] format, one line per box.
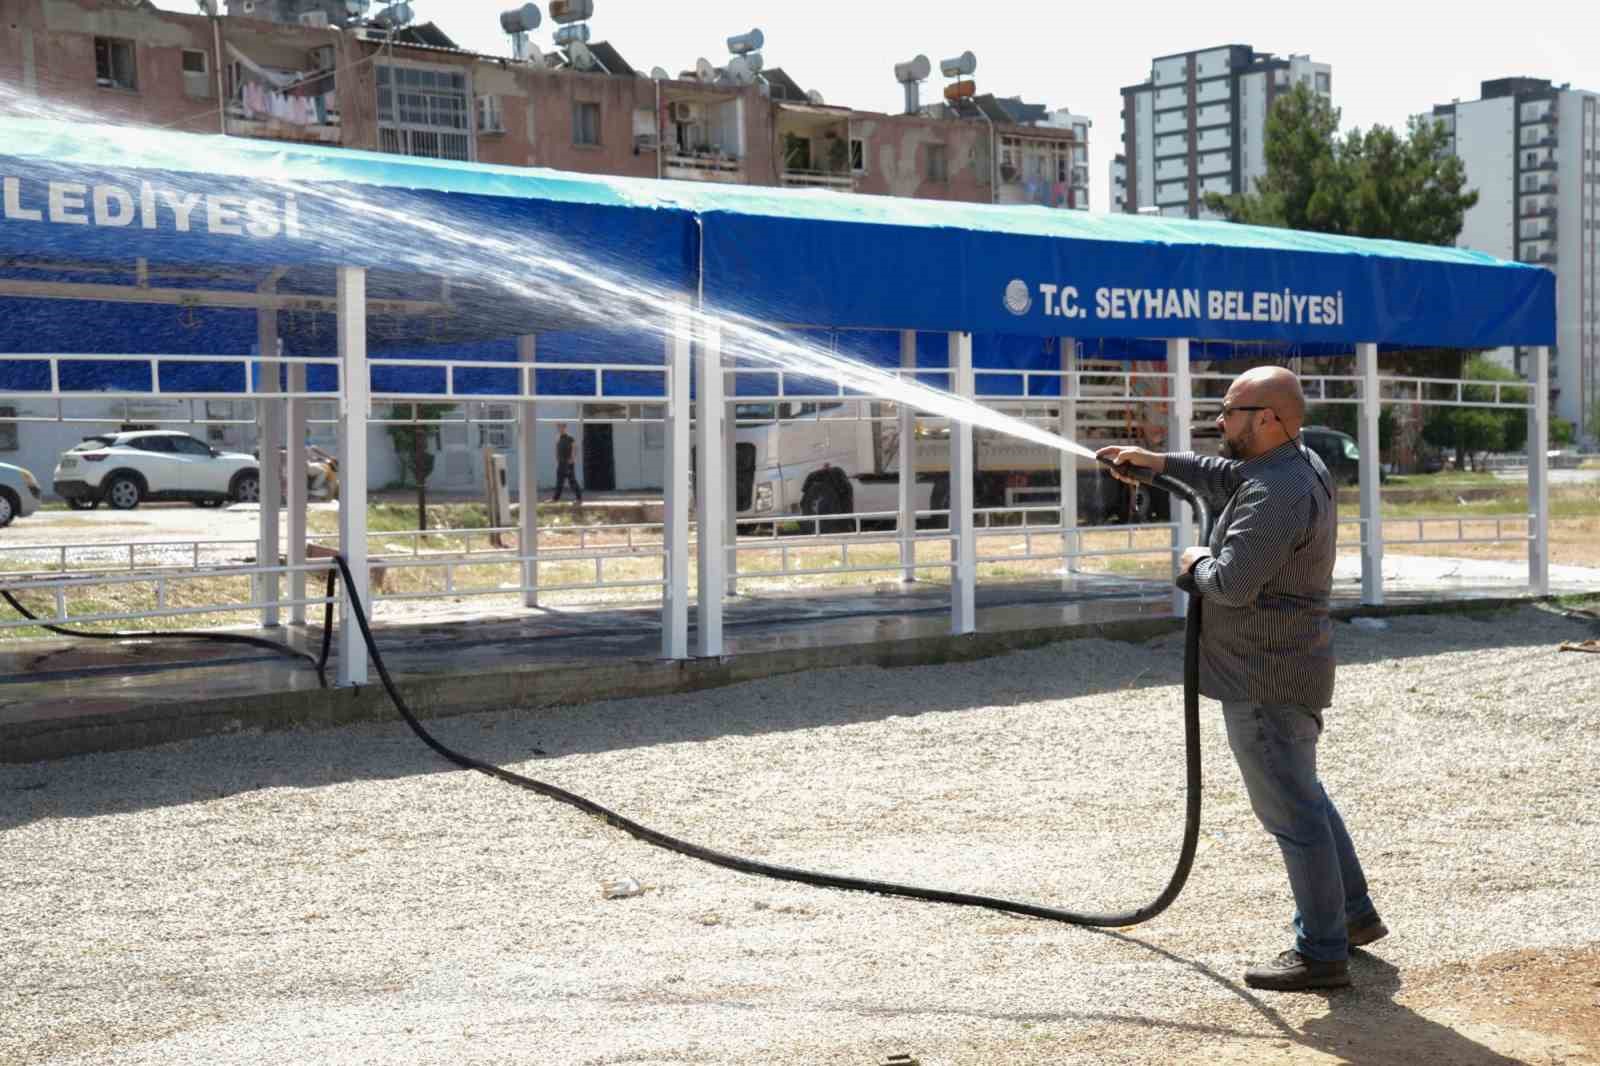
[1098, 366, 1384, 992]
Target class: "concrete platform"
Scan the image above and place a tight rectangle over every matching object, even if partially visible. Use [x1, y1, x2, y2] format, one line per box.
[4, 561, 1590, 765]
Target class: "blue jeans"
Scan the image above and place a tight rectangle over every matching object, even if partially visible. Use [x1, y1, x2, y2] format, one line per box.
[1222, 702, 1376, 962]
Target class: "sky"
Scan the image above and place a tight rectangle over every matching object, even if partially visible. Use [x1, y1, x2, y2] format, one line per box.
[155, 0, 1596, 207]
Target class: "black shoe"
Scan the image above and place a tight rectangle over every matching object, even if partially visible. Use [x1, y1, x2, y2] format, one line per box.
[1348, 913, 1389, 948]
[1244, 949, 1350, 992]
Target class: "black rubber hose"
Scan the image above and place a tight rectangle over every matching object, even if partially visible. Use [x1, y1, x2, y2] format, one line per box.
[327, 468, 1214, 928]
[2, 568, 339, 689]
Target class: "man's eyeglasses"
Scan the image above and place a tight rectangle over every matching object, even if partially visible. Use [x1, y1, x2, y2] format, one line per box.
[1218, 404, 1270, 419]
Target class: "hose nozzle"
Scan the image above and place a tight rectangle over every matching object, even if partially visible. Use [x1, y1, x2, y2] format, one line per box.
[1097, 455, 1157, 485]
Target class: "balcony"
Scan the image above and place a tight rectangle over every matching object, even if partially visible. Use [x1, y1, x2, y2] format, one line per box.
[1525, 157, 1557, 172]
[225, 101, 342, 144]
[780, 169, 856, 191]
[662, 152, 746, 184]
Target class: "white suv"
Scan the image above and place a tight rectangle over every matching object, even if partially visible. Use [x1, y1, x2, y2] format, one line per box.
[0, 461, 42, 528]
[52, 431, 261, 511]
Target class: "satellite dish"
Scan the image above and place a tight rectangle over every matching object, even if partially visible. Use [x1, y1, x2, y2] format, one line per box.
[745, 51, 764, 73]
[522, 40, 546, 66]
[894, 54, 931, 83]
[726, 28, 763, 55]
[371, 1, 412, 27]
[568, 38, 596, 70]
[499, 2, 540, 34]
[940, 50, 977, 78]
[650, 65, 670, 80]
[727, 55, 755, 85]
[695, 57, 715, 82]
[806, 89, 824, 105]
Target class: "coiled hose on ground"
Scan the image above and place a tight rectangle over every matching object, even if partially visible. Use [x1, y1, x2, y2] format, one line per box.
[8, 469, 1210, 927]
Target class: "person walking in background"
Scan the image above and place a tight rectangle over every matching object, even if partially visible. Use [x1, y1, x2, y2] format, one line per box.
[550, 421, 582, 505]
[1097, 365, 1385, 993]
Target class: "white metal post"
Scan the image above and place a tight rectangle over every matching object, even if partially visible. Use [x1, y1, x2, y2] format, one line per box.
[286, 358, 308, 625]
[949, 331, 976, 635]
[517, 335, 539, 608]
[1167, 338, 1193, 617]
[1058, 337, 1079, 575]
[1529, 345, 1550, 595]
[661, 314, 692, 659]
[694, 321, 726, 657]
[724, 398, 739, 597]
[336, 266, 369, 686]
[1357, 341, 1385, 606]
[256, 303, 283, 627]
[898, 329, 917, 582]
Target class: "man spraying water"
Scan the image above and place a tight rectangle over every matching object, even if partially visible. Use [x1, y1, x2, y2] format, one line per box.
[1098, 366, 1387, 992]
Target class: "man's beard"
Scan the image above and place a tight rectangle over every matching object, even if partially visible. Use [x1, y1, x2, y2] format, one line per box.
[1220, 428, 1251, 460]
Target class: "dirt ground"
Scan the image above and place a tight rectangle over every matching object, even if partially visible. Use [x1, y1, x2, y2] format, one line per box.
[1155, 945, 1600, 1065]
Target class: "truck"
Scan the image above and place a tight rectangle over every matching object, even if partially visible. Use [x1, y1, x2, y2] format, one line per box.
[730, 361, 1174, 528]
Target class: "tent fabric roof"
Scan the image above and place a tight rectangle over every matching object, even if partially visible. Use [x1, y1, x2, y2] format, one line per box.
[0, 116, 1557, 390]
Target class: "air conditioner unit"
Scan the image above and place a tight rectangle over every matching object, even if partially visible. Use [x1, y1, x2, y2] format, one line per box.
[299, 10, 329, 26]
[669, 101, 700, 124]
[307, 44, 336, 70]
[241, 0, 255, 12]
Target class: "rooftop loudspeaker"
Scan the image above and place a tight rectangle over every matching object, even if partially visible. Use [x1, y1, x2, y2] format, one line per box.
[499, 3, 540, 34]
[727, 28, 764, 55]
[894, 55, 931, 83]
[549, 0, 593, 24]
[939, 50, 976, 78]
[695, 57, 716, 82]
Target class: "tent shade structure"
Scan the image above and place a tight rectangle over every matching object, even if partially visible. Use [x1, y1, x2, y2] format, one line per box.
[0, 116, 1557, 384]
[0, 116, 1558, 678]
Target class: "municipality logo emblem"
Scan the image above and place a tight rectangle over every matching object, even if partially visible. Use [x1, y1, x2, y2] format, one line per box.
[1003, 279, 1032, 316]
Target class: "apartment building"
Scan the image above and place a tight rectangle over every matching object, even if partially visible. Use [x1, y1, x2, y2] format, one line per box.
[1422, 78, 1600, 439]
[1114, 45, 1330, 218]
[0, 0, 1087, 492]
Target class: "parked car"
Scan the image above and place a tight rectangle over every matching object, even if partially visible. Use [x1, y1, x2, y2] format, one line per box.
[0, 461, 43, 528]
[51, 430, 261, 510]
[1300, 426, 1364, 486]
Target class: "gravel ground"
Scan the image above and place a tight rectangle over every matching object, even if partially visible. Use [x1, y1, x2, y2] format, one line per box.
[3, 606, 1598, 1065]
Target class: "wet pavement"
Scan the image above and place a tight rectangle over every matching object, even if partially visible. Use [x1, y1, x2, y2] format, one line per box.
[4, 551, 1595, 765]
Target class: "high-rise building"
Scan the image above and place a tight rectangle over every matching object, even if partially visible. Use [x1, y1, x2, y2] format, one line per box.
[1116, 45, 1330, 219]
[1423, 78, 1600, 440]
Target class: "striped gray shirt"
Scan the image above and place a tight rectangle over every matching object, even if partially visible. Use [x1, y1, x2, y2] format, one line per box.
[1164, 441, 1338, 708]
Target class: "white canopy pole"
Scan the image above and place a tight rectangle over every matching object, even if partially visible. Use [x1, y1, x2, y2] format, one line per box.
[1167, 338, 1193, 618]
[1529, 345, 1550, 596]
[898, 330, 918, 583]
[336, 266, 369, 686]
[286, 356, 307, 626]
[256, 286, 283, 628]
[1058, 336, 1078, 577]
[694, 321, 726, 657]
[1357, 341, 1384, 606]
[661, 312, 692, 659]
[949, 331, 976, 635]
[517, 334, 539, 608]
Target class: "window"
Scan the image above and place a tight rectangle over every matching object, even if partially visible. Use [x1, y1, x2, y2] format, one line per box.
[377, 64, 472, 160]
[172, 436, 214, 456]
[573, 100, 601, 146]
[926, 143, 949, 182]
[95, 37, 137, 91]
[478, 404, 512, 448]
[0, 406, 16, 452]
[134, 437, 175, 453]
[1315, 72, 1331, 94]
[181, 49, 211, 98]
[850, 137, 865, 174]
[477, 95, 504, 134]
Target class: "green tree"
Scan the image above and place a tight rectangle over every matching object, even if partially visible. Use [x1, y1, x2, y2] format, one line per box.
[1420, 356, 1528, 470]
[1205, 85, 1478, 246]
[384, 403, 454, 487]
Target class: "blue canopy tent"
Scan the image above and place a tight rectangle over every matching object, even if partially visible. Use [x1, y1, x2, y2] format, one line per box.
[0, 117, 1558, 671]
